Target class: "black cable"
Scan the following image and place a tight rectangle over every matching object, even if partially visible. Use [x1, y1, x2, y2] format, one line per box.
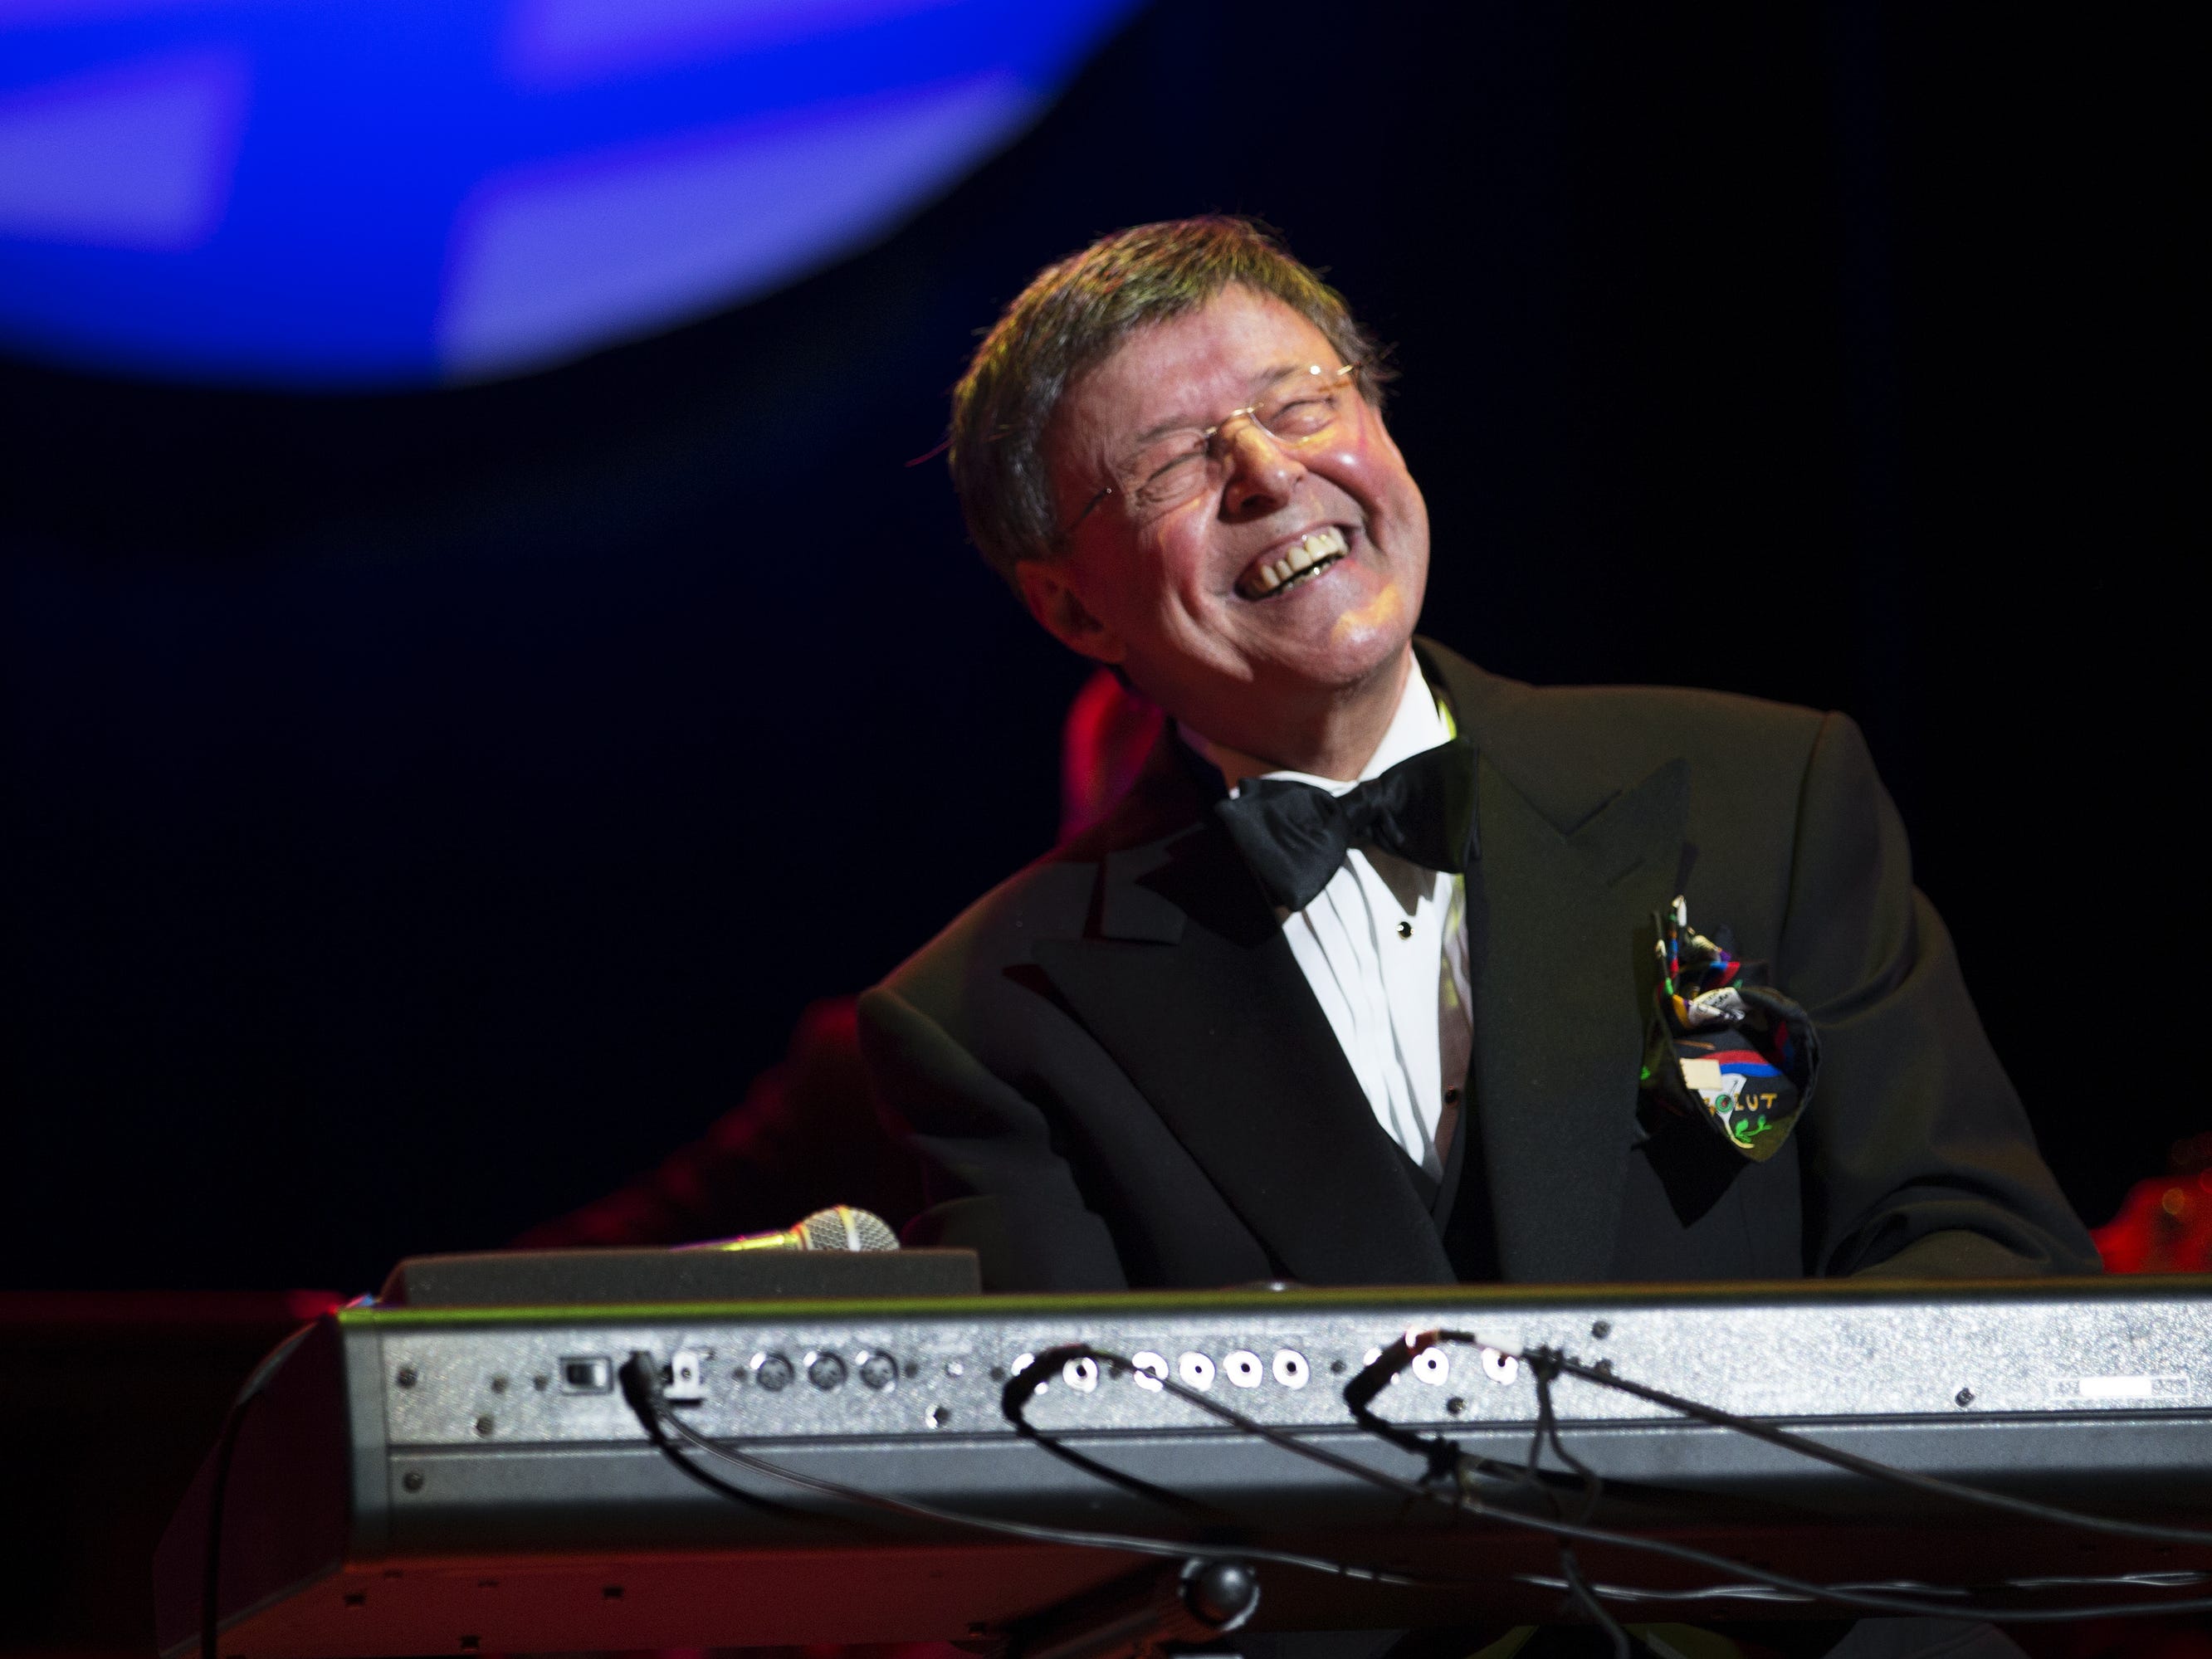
[1351, 1335, 2212, 1624]
[1469, 1465, 2212, 1624]
[1509, 1572, 1970, 1606]
[999, 1359, 1229, 1521]
[1556, 1547, 1633, 1659]
[1493, 1336, 2212, 1550]
[614, 1352, 1436, 1590]
[1452, 1344, 1638, 1651]
[1525, 1349, 1604, 1524]
[620, 1339, 2212, 1628]
[1524, 1352, 1655, 1655]
[1017, 1341, 2212, 1626]
[1008, 1344, 1480, 1516]
[1511, 1570, 2208, 1607]
[617, 1355, 848, 1525]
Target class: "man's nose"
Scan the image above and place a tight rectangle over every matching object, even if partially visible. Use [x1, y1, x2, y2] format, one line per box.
[1218, 419, 1304, 518]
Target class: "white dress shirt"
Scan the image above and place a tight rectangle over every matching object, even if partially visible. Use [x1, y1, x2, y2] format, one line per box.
[1183, 665, 1473, 1178]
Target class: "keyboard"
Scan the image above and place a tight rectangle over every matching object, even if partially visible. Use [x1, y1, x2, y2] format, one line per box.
[155, 1274, 2212, 1657]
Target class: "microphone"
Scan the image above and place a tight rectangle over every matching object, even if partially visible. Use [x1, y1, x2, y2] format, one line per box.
[681, 1204, 899, 1254]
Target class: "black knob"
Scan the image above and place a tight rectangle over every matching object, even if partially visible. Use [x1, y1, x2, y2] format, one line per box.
[754, 1354, 794, 1392]
[1184, 1559, 1259, 1627]
[858, 1352, 897, 1391]
[808, 1352, 847, 1391]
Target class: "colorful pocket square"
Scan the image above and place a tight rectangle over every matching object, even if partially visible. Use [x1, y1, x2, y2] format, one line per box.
[1642, 896, 1820, 1161]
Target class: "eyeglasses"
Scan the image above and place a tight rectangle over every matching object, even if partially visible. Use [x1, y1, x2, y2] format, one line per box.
[1059, 363, 1362, 540]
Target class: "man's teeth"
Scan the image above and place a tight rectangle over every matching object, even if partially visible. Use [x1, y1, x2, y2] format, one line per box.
[1246, 526, 1349, 595]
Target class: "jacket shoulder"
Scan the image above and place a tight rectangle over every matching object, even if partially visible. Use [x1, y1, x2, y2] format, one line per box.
[1420, 640, 1835, 828]
[1492, 678, 1828, 762]
[874, 725, 1219, 1037]
[875, 847, 1092, 1024]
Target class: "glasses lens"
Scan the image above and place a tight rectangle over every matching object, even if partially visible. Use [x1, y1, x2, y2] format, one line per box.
[1258, 367, 1355, 441]
[1121, 437, 1213, 512]
[1111, 366, 1357, 518]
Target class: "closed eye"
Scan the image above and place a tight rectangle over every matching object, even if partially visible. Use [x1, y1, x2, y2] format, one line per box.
[1266, 396, 1339, 435]
[1132, 448, 1207, 500]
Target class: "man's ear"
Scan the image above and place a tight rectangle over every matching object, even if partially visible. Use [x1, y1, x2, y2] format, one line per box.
[1015, 558, 1126, 665]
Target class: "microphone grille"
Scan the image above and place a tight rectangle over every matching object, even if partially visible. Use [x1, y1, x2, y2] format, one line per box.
[795, 1205, 900, 1252]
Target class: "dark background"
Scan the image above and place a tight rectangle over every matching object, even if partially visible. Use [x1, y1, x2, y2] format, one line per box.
[2, 0, 2192, 1295]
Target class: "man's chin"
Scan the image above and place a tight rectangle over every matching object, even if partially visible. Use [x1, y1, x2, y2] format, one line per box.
[1297, 582, 1417, 688]
[1244, 629, 1415, 708]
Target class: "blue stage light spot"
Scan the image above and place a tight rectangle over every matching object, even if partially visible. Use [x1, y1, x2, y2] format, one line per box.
[0, 0, 1136, 386]
[438, 71, 1035, 381]
[0, 48, 247, 250]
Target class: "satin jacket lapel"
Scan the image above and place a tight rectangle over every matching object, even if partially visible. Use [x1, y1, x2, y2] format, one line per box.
[1033, 797, 1455, 1288]
[1462, 754, 1688, 1281]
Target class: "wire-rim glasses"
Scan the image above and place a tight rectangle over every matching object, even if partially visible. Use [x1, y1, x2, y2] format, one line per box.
[1056, 362, 1362, 543]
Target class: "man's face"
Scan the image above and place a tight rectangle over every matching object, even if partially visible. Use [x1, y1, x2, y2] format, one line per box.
[1023, 285, 1429, 757]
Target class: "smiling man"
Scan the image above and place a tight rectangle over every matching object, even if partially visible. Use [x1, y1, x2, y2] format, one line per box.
[858, 217, 2093, 1295]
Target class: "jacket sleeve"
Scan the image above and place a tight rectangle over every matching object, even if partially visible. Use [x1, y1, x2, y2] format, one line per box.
[1778, 713, 2101, 1277]
[856, 984, 1129, 1292]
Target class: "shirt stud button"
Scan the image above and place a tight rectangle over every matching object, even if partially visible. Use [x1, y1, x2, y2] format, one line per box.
[1396, 920, 1414, 939]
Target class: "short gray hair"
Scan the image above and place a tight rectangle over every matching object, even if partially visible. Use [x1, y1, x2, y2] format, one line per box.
[948, 217, 1389, 586]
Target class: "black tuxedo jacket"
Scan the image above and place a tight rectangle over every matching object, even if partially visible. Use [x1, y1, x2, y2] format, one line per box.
[857, 642, 2096, 1291]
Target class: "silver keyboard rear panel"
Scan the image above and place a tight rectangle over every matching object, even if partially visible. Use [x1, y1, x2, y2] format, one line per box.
[373, 1288, 2211, 1447]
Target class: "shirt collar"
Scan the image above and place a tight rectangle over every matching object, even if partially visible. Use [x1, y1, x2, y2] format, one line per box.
[1180, 657, 1453, 800]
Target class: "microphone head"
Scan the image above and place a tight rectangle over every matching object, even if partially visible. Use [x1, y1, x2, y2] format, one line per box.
[793, 1205, 899, 1252]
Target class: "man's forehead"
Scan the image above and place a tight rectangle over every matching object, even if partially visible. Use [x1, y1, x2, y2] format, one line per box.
[1067, 288, 1337, 442]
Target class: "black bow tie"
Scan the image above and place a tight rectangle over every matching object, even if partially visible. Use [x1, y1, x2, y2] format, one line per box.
[1213, 737, 1480, 913]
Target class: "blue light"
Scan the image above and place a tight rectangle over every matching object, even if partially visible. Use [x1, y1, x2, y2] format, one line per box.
[0, 0, 1135, 387]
